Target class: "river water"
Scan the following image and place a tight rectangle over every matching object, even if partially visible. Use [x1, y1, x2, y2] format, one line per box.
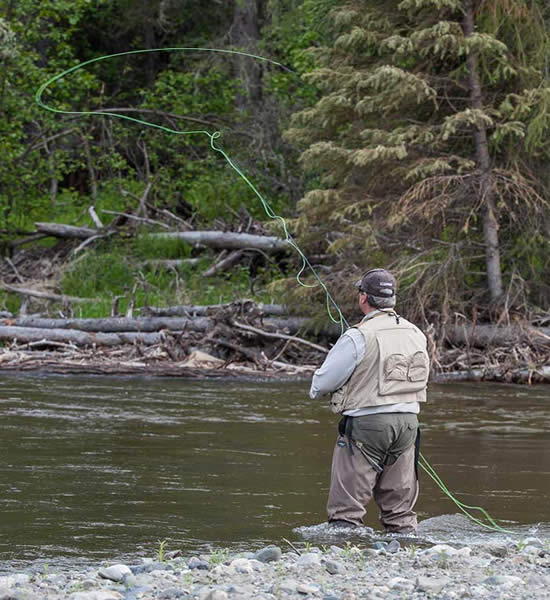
[0, 374, 548, 572]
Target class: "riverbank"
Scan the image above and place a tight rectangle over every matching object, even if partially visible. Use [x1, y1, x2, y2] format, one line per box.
[1, 534, 549, 600]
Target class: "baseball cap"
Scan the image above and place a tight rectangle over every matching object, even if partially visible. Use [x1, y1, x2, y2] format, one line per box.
[355, 268, 397, 297]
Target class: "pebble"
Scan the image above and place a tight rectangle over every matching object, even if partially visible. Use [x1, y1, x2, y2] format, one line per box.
[297, 582, 321, 595]
[188, 557, 210, 570]
[325, 559, 345, 575]
[297, 553, 322, 568]
[416, 575, 451, 593]
[69, 592, 123, 600]
[2, 537, 549, 600]
[230, 558, 253, 575]
[484, 575, 524, 587]
[386, 540, 400, 554]
[97, 564, 132, 582]
[388, 576, 414, 591]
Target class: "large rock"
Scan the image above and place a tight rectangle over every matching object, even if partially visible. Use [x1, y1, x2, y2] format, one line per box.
[98, 564, 132, 582]
[254, 545, 282, 563]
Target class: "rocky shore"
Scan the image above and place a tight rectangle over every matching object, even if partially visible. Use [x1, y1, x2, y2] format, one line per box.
[1, 533, 549, 600]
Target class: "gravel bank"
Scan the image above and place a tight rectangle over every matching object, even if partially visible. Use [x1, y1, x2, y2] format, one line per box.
[1, 534, 549, 600]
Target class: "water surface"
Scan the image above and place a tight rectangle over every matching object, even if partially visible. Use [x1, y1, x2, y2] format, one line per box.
[0, 374, 548, 571]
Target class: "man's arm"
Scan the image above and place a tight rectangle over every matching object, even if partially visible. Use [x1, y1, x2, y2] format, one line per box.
[309, 331, 361, 399]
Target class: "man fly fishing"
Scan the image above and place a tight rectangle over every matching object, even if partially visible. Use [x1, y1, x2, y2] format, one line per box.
[310, 268, 429, 534]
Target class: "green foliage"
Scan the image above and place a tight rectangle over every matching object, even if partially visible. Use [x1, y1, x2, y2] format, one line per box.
[287, 0, 550, 319]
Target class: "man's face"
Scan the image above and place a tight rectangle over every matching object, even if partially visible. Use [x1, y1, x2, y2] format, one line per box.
[358, 290, 368, 312]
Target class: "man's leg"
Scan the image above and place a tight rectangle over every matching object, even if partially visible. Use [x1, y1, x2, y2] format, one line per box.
[373, 444, 419, 534]
[326, 436, 378, 526]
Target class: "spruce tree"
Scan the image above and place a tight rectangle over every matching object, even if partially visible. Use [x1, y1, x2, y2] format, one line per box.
[287, 0, 550, 319]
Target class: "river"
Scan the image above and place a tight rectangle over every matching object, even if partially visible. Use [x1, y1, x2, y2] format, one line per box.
[0, 374, 548, 572]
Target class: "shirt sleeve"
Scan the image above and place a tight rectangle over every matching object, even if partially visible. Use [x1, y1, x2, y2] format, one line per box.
[309, 331, 362, 399]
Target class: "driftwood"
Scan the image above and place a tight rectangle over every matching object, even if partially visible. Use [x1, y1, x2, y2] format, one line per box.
[445, 323, 550, 347]
[35, 222, 98, 239]
[142, 301, 289, 317]
[432, 366, 550, 384]
[150, 230, 289, 252]
[3, 316, 212, 333]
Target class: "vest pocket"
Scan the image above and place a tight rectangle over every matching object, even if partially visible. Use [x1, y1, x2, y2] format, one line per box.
[384, 353, 408, 381]
[408, 351, 429, 382]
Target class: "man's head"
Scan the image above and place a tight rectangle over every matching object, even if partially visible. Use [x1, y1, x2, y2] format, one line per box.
[355, 268, 397, 312]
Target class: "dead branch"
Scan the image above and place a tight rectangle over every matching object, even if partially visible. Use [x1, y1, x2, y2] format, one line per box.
[231, 319, 328, 353]
[0, 284, 91, 304]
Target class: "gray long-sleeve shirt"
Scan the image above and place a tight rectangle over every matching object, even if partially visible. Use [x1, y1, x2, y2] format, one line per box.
[309, 311, 420, 416]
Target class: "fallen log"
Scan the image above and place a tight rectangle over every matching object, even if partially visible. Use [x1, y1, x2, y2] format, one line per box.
[1, 316, 212, 333]
[445, 323, 550, 347]
[0, 326, 185, 346]
[141, 302, 289, 317]
[35, 222, 98, 239]
[149, 230, 289, 252]
[432, 366, 550, 384]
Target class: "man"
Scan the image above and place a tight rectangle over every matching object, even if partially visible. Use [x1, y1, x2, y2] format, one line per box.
[310, 268, 429, 534]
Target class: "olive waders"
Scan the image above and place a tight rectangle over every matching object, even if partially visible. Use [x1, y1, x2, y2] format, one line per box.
[327, 412, 419, 533]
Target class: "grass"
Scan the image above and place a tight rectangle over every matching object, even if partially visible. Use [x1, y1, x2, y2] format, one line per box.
[55, 235, 282, 318]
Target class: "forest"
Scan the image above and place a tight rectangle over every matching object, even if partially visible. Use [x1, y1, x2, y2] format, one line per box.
[0, 0, 549, 381]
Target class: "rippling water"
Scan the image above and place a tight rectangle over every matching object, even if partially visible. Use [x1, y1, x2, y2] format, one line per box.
[0, 374, 548, 572]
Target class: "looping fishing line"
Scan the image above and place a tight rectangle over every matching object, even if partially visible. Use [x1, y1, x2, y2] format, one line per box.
[35, 47, 348, 331]
[37, 46, 513, 534]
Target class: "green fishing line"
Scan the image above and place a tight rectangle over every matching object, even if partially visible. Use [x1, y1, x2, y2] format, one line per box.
[35, 47, 348, 330]
[36, 47, 514, 535]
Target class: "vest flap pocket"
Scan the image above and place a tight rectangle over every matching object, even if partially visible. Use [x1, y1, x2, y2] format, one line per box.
[376, 330, 429, 396]
[408, 351, 429, 382]
[383, 353, 408, 381]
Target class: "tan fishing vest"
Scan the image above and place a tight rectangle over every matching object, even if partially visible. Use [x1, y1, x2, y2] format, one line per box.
[329, 311, 429, 414]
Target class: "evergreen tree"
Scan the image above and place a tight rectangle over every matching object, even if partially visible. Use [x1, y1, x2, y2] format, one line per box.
[287, 0, 550, 321]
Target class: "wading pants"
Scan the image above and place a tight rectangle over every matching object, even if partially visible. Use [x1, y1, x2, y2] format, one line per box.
[326, 412, 419, 533]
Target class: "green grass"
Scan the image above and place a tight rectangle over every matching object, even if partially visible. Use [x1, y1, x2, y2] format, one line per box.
[56, 236, 281, 318]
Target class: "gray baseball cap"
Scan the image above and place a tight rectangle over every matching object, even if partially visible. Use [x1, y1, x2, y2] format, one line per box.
[355, 268, 397, 297]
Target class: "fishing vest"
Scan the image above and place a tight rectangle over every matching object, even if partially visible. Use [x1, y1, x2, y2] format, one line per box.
[329, 311, 429, 414]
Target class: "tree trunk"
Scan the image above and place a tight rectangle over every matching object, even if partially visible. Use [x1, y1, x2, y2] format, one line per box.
[230, 0, 263, 107]
[463, 0, 503, 301]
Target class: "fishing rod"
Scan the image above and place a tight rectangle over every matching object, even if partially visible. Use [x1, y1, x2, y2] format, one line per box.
[36, 47, 511, 535]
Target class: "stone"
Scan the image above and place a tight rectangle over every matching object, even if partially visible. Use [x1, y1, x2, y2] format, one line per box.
[416, 575, 451, 593]
[297, 553, 322, 568]
[254, 545, 282, 563]
[297, 582, 320, 595]
[97, 564, 132, 583]
[522, 545, 541, 555]
[188, 557, 210, 570]
[388, 577, 414, 591]
[386, 540, 400, 554]
[230, 558, 253, 575]
[0, 586, 17, 600]
[202, 591, 228, 600]
[371, 543, 386, 551]
[483, 575, 524, 587]
[69, 592, 124, 600]
[325, 560, 345, 575]
[329, 546, 344, 555]
[275, 580, 297, 594]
